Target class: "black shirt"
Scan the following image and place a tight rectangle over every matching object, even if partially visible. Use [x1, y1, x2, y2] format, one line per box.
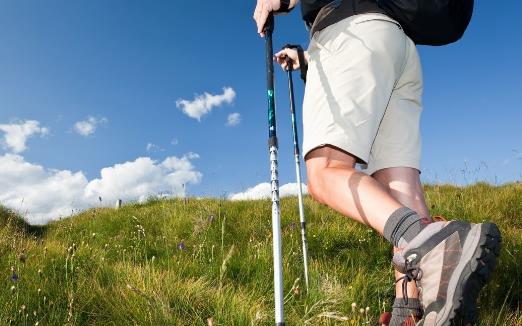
[300, 0, 386, 36]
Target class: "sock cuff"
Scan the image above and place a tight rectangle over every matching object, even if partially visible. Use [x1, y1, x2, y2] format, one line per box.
[392, 298, 421, 310]
[383, 207, 417, 246]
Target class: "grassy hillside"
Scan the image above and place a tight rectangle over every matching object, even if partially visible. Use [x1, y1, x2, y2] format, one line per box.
[1, 183, 521, 325]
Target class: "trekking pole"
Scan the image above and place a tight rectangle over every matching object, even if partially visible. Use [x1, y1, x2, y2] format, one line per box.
[264, 13, 285, 326]
[284, 55, 310, 293]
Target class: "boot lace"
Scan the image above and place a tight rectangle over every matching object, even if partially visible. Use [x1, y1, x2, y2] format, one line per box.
[395, 259, 421, 305]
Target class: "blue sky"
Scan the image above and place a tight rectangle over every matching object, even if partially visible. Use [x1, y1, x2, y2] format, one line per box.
[0, 1, 520, 223]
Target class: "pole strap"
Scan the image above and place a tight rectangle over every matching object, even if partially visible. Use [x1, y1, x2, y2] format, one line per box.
[282, 44, 307, 84]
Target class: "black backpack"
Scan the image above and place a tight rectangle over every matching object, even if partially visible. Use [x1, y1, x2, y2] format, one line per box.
[377, 0, 474, 45]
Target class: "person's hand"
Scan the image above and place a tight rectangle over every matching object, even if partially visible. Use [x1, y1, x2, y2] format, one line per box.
[253, 0, 281, 37]
[274, 48, 300, 71]
[275, 48, 310, 72]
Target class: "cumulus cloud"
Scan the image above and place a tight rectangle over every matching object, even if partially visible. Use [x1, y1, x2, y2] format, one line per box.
[0, 153, 202, 224]
[226, 113, 241, 126]
[229, 182, 308, 201]
[176, 87, 236, 121]
[0, 120, 49, 153]
[73, 116, 107, 137]
[146, 143, 164, 152]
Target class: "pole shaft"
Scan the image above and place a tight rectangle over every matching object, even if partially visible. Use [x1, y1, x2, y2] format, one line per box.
[265, 14, 285, 325]
[287, 62, 310, 292]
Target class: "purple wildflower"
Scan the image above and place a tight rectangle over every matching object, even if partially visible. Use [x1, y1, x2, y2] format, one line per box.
[11, 273, 19, 282]
[177, 242, 186, 250]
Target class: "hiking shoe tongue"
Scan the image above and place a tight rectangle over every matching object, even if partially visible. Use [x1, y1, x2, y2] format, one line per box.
[392, 220, 501, 325]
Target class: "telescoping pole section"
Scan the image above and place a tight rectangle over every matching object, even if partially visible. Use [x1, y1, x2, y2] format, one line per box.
[285, 56, 310, 292]
[264, 14, 285, 326]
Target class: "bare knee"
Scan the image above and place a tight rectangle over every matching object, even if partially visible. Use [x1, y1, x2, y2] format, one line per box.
[306, 165, 324, 204]
[304, 146, 358, 204]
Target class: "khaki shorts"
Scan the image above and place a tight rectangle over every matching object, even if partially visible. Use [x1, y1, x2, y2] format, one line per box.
[302, 13, 423, 175]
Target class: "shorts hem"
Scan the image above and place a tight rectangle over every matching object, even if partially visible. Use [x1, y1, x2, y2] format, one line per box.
[363, 158, 421, 176]
[303, 136, 370, 164]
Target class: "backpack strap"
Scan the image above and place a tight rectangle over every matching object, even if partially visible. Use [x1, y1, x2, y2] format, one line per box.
[282, 44, 307, 84]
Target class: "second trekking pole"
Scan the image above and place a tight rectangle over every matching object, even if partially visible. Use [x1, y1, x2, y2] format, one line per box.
[264, 13, 285, 326]
[284, 55, 310, 293]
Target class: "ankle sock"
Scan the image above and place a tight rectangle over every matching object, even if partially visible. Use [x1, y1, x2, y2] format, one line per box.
[389, 298, 422, 326]
[383, 207, 426, 247]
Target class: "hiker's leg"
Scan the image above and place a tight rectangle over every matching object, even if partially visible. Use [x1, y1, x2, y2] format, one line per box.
[372, 167, 430, 300]
[302, 14, 409, 228]
[305, 145, 404, 234]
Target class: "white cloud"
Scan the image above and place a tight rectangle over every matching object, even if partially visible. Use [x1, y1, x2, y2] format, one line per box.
[226, 113, 241, 126]
[0, 153, 202, 224]
[0, 120, 49, 153]
[73, 116, 107, 137]
[229, 182, 308, 201]
[176, 87, 236, 121]
[146, 143, 164, 152]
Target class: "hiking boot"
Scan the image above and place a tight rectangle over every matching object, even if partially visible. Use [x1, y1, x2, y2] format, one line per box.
[392, 221, 501, 325]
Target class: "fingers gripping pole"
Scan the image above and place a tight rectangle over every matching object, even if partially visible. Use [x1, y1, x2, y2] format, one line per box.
[265, 14, 285, 326]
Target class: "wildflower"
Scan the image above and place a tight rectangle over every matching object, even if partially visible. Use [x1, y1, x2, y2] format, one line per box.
[289, 222, 296, 230]
[365, 306, 370, 313]
[359, 308, 365, 314]
[10, 285, 15, 292]
[351, 302, 357, 312]
[38, 269, 43, 276]
[11, 272, 19, 282]
[208, 215, 215, 223]
[38, 288, 42, 295]
[35, 322, 39, 326]
[92, 233, 96, 237]
[21, 305, 26, 311]
[177, 241, 186, 250]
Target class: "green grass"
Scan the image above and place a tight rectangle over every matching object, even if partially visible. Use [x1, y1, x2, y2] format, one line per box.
[0, 183, 521, 325]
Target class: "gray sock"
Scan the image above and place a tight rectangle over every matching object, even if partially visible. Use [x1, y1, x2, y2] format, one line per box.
[389, 298, 422, 326]
[383, 207, 426, 247]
